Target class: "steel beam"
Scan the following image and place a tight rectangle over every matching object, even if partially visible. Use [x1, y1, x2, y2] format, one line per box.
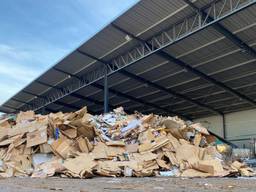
[111, 22, 256, 107]
[23, 0, 255, 113]
[183, 0, 256, 57]
[0, 108, 11, 114]
[111, 24, 223, 115]
[10, 98, 55, 113]
[2, 105, 18, 112]
[21, 90, 80, 111]
[34, 80, 107, 107]
[77, 49, 222, 115]
[54, 66, 185, 117]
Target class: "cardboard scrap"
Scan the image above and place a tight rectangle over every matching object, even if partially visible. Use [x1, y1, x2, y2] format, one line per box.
[0, 118, 11, 128]
[193, 159, 224, 176]
[50, 137, 73, 159]
[26, 127, 47, 148]
[40, 143, 52, 154]
[125, 143, 139, 153]
[0, 105, 253, 179]
[190, 123, 209, 135]
[106, 140, 125, 146]
[181, 169, 211, 177]
[63, 153, 97, 178]
[16, 111, 35, 123]
[176, 144, 200, 165]
[76, 136, 93, 153]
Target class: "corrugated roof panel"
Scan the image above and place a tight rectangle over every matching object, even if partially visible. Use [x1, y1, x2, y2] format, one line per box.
[37, 69, 68, 85]
[78, 25, 129, 58]
[23, 82, 50, 96]
[212, 61, 256, 82]
[235, 26, 256, 45]
[76, 85, 101, 97]
[217, 102, 253, 113]
[125, 54, 167, 74]
[193, 0, 212, 8]
[108, 75, 143, 93]
[4, 100, 23, 108]
[196, 52, 255, 75]
[0, 106, 15, 113]
[12, 92, 34, 104]
[225, 72, 256, 88]
[219, 5, 256, 32]
[114, 0, 188, 37]
[58, 95, 80, 104]
[55, 51, 95, 75]
[47, 103, 63, 111]
[163, 27, 223, 57]
[180, 39, 236, 67]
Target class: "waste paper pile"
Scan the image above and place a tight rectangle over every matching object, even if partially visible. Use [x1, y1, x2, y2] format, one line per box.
[0, 106, 254, 178]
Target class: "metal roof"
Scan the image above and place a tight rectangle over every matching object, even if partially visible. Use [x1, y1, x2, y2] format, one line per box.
[1, 0, 256, 120]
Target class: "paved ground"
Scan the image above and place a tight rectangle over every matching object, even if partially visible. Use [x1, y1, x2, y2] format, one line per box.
[0, 177, 256, 192]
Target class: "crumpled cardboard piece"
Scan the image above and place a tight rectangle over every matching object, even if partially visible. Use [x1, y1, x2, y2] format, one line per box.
[59, 125, 77, 139]
[181, 169, 211, 177]
[76, 136, 93, 153]
[106, 140, 126, 146]
[98, 160, 142, 177]
[26, 127, 47, 148]
[176, 144, 200, 165]
[32, 158, 65, 178]
[192, 159, 225, 176]
[125, 143, 139, 153]
[8, 119, 48, 137]
[190, 123, 209, 135]
[63, 153, 97, 178]
[16, 111, 35, 123]
[0, 118, 11, 128]
[92, 142, 125, 159]
[50, 137, 74, 159]
[0, 134, 23, 147]
[69, 112, 95, 141]
[0, 105, 254, 179]
[138, 135, 170, 153]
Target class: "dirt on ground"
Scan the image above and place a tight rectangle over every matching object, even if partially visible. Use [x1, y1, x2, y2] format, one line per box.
[0, 177, 256, 192]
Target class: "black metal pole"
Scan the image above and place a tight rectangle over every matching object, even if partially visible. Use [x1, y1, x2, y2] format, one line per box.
[222, 114, 226, 139]
[104, 68, 109, 113]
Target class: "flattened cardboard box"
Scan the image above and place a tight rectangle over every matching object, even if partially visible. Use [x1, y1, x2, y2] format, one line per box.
[26, 127, 47, 148]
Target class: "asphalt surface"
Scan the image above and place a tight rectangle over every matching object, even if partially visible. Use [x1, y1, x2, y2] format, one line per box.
[0, 177, 256, 192]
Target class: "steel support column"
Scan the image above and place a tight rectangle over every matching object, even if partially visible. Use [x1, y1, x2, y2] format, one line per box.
[222, 113, 227, 139]
[104, 68, 109, 113]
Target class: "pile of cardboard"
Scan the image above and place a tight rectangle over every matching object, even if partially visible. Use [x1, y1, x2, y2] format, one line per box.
[0, 106, 254, 178]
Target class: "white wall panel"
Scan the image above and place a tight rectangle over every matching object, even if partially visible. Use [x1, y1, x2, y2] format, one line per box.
[195, 109, 256, 148]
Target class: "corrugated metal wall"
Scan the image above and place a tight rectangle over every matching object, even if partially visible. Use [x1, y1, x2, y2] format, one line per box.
[195, 109, 256, 148]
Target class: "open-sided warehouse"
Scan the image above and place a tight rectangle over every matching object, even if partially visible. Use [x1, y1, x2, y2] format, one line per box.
[1, 0, 256, 147]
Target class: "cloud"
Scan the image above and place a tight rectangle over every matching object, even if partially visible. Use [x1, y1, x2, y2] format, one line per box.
[0, 44, 39, 82]
[0, 0, 139, 107]
[0, 43, 69, 105]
